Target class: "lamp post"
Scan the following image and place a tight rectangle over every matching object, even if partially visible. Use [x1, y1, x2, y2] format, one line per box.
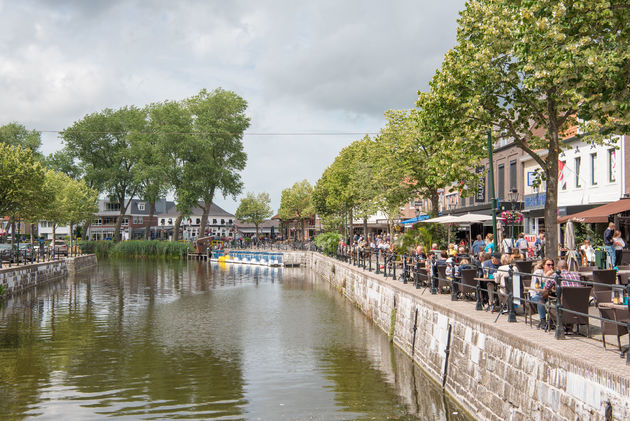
[508, 188, 519, 246]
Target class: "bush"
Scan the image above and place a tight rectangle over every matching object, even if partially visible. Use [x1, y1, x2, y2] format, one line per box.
[78, 240, 192, 258]
[315, 232, 343, 256]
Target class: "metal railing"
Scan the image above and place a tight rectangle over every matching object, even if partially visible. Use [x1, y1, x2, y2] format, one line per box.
[0, 243, 85, 269]
[330, 246, 630, 364]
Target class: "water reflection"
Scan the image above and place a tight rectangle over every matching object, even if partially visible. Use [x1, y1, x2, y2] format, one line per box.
[0, 260, 471, 420]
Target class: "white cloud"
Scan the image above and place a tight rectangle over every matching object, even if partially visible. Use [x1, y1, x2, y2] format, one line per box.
[0, 0, 466, 211]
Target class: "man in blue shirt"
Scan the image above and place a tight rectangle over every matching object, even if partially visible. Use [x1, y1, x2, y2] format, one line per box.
[471, 235, 485, 255]
[604, 222, 615, 268]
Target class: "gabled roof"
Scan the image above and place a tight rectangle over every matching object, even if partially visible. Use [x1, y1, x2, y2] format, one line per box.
[158, 202, 235, 218]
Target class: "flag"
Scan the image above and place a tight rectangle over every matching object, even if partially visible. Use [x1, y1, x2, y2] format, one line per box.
[558, 160, 566, 189]
[611, 149, 617, 182]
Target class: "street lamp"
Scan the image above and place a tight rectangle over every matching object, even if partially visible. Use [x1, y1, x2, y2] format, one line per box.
[508, 188, 519, 245]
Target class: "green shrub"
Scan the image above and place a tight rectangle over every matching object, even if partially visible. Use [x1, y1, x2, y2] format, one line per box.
[315, 232, 343, 256]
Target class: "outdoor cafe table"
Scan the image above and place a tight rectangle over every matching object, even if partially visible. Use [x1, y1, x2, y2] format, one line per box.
[578, 269, 630, 281]
[598, 302, 630, 312]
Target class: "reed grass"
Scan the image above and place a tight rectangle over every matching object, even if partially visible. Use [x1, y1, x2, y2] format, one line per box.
[79, 240, 192, 258]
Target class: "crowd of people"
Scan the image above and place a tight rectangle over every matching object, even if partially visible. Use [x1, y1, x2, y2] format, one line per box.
[340, 229, 594, 334]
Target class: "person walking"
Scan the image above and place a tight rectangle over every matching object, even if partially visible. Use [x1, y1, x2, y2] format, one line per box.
[515, 233, 528, 257]
[613, 230, 625, 268]
[604, 222, 615, 268]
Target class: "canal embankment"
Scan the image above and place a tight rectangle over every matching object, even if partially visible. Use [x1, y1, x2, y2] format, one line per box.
[308, 252, 630, 421]
[0, 254, 97, 299]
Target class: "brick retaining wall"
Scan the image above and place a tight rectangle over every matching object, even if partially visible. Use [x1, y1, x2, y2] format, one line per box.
[308, 253, 630, 421]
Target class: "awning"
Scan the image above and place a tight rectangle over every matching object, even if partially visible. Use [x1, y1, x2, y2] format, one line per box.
[454, 213, 493, 224]
[558, 198, 630, 223]
[423, 214, 461, 223]
[400, 215, 431, 225]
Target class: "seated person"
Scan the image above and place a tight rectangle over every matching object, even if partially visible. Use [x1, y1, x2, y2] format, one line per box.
[493, 253, 515, 299]
[480, 253, 500, 309]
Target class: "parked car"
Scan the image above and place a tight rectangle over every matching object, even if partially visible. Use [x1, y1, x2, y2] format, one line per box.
[18, 243, 35, 261]
[0, 243, 23, 263]
[49, 240, 68, 256]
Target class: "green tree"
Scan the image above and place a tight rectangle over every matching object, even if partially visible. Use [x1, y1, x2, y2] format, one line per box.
[430, 0, 630, 258]
[181, 88, 249, 239]
[0, 144, 46, 246]
[43, 149, 83, 180]
[235, 192, 273, 239]
[0, 122, 42, 157]
[147, 100, 193, 242]
[63, 178, 99, 252]
[40, 170, 70, 242]
[62, 106, 146, 242]
[278, 180, 315, 241]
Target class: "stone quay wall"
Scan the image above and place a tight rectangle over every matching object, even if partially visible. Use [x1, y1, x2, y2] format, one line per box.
[308, 253, 630, 421]
[0, 254, 97, 299]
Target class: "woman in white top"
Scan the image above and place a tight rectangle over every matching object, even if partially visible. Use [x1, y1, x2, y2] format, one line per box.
[613, 231, 625, 267]
[579, 240, 596, 266]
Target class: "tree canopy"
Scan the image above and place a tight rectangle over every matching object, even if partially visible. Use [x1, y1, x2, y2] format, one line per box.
[235, 192, 273, 238]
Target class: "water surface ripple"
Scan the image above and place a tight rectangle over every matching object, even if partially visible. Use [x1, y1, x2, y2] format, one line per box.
[0, 259, 472, 420]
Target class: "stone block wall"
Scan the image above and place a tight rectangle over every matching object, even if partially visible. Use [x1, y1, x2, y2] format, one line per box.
[0, 254, 97, 299]
[308, 253, 630, 421]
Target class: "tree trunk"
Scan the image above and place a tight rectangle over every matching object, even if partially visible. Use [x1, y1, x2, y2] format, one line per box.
[363, 218, 368, 238]
[10, 219, 15, 248]
[173, 214, 183, 241]
[200, 205, 209, 240]
[430, 191, 440, 217]
[544, 142, 560, 260]
[349, 208, 354, 239]
[113, 215, 123, 242]
[144, 201, 156, 240]
[84, 221, 91, 241]
[255, 224, 259, 240]
[69, 222, 74, 256]
[30, 223, 35, 245]
[52, 223, 56, 243]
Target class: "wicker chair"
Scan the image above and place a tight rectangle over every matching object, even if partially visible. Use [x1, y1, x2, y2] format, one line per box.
[592, 270, 617, 305]
[436, 265, 450, 294]
[597, 306, 629, 351]
[548, 286, 592, 337]
[460, 268, 477, 300]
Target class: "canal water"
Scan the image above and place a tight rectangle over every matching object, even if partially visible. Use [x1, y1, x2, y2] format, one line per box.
[0, 260, 473, 420]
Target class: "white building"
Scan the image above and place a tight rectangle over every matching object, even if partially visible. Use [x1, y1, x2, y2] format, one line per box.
[157, 202, 236, 241]
[521, 135, 626, 234]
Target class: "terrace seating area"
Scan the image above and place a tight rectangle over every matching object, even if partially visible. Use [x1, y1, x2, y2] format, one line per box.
[335, 245, 630, 361]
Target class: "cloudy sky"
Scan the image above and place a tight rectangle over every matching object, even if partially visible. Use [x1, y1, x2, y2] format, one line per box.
[0, 0, 466, 213]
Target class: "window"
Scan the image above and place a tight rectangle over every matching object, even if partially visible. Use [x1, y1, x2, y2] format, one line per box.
[160, 219, 165, 225]
[228, 219, 233, 224]
[167, 218, 172, 225]
[608, 149, 616, 182]
[196, 218, 200, 224]
[138, 202, 145, 211]
[575, 157, 581, 188]
[497, 164, 505, 200]
[591, 153, 597, 185]
[133, 216, 143, 224]
[221, 219, 225, 225]
[121, 217, 129, 226]
[509, 160, 517, 191]
[105, 202, 121, 211]
[213, 219, 217, 224]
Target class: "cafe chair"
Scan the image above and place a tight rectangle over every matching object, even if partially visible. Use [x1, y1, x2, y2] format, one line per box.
[592, 270, 617, 306]
[460, 269, 477, 300]
[436, 265, 450, 294]
[548, 286, 592, 337]
[597, 306, 629, 352]
[417, 268, 429, 287]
